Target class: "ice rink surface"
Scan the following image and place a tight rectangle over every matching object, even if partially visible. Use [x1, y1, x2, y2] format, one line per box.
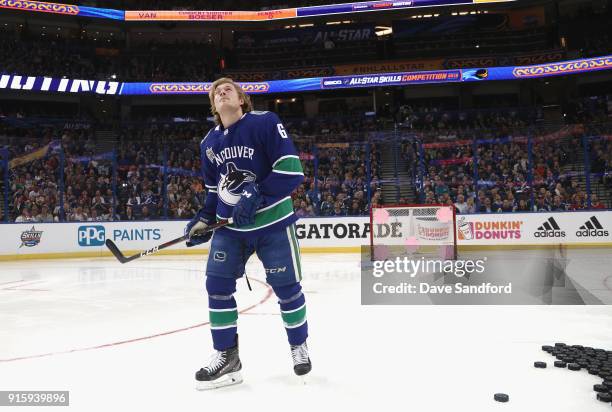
[2, 250, 612, 411]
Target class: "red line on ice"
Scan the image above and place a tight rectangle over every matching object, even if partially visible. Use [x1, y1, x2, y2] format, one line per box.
[0, 280, 28, 286]
[1, 281, 48, 292]
[0, 278, 274, 362]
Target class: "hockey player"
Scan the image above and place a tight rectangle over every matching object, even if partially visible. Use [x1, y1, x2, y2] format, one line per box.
[185, 78, 311, 390]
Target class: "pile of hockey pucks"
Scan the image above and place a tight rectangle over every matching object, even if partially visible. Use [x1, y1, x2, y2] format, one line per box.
[539, 343, 612, 406]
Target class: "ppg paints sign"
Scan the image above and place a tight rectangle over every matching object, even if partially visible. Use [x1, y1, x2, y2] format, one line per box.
[78, 225, 162, 247]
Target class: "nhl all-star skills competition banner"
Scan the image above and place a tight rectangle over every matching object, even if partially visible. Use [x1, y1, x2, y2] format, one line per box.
[1, 55, 611, 96]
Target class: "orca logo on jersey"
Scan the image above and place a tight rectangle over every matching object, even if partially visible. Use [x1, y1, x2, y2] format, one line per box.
[218, 162, 256, 206]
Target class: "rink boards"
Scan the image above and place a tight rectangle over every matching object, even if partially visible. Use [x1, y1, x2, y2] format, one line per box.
[1, 211, 611, 260]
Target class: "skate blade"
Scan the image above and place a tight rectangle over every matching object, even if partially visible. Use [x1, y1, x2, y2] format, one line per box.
[296, 372, 311, 385]
[196, 371, 243, 391]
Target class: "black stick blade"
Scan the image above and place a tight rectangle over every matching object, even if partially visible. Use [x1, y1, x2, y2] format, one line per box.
[105, 239, 128, 264]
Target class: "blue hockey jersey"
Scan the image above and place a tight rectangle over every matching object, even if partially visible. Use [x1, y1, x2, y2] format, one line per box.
[200, 111, 304, 238]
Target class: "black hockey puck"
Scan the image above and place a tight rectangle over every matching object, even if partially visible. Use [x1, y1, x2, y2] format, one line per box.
[596, 392, 612, 402]
[568, 363, 581, 371]
[589, 368, 601, 375]
[603, 380, 612, 389]
[589, 359, 602, 364]
[594, 384, 608, 393]
[494, 393, 509, 403]
[554, 343, 567, 348]
[554, 361, 567, 368]
[542, 345, 553, 352]
[534, 361, 547, 368]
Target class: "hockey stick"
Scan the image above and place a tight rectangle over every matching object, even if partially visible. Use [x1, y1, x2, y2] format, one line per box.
[105, 219, 232, 264]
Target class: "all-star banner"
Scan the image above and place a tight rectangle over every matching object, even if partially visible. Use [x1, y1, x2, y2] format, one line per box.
[0, 0, 513, 21]
[2, 55, 611, 96]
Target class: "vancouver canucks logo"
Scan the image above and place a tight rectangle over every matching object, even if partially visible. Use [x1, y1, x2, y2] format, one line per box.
[218, 162, 256, 206]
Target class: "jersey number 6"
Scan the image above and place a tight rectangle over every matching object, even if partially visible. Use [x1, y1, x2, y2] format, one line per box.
[277, 123, 288, 139]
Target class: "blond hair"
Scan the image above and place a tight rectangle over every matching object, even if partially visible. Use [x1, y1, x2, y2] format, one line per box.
[209, 77, 253, 126]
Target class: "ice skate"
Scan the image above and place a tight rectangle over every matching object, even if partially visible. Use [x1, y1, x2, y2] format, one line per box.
[290, 341, 312, 377]
[195, 339, 242, 390]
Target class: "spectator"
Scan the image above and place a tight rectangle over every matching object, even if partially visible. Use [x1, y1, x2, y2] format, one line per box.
[15, 207, 33, 223]
[591, 194, 605, 209]
[37, 205, 55, 222]
[479, 197, 493, 213]
[454, 194, 468, 214]
[320, 195, 334, 216]
[70, 206, 87, 222]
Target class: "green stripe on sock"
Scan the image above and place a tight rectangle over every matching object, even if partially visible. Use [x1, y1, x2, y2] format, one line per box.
[210, 309, 238, 327]
[282, 305, 306, 327]
[273, 157, 303, 173]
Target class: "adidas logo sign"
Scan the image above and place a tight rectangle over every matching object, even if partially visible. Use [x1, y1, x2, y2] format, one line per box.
[576, 216, 609, 237]
[534, 217, 565, 238]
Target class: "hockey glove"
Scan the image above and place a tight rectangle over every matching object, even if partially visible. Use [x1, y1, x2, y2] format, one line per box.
[185, 209, 215, 247]
[232, 183, 263, 227]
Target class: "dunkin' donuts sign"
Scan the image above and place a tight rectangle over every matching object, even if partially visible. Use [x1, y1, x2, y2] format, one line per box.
[457, 217, 524, 241]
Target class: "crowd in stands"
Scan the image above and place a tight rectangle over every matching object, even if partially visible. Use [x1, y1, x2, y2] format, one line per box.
[1, 119, 205, 223]
[410, 95, 612, 214]
[396, 104, 538, 141]
[419, 137, 596, 214]
[1, 115, 383, 222]
[590, 137, 612, 196]
[114, 122, 207, 220]
[2, 92, 611, 223]
[0, 27, 222, 83]
[290, 143, 382, 218]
